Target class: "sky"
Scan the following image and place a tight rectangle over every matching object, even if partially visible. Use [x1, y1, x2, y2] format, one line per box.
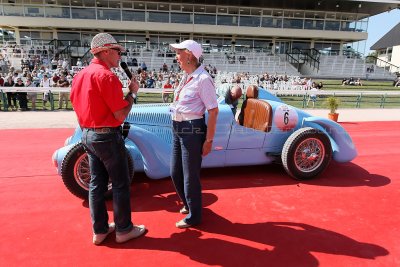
[364, 8, 400, 54]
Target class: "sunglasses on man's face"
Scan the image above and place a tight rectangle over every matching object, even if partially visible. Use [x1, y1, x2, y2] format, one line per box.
[110, 48, 122, 56]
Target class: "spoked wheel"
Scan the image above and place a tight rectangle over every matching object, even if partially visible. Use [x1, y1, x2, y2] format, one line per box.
[74, 150, 92, 193]
[61, 143, 134, 199]
[282, 127, 332, 180]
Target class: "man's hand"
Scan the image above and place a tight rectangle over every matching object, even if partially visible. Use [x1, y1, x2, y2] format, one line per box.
[114, 76, 139, 123]
[128, 76, 139, 94]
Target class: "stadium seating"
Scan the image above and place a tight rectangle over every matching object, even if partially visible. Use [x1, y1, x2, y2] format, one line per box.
[1, 43, 397, 82]
[317, 55, 396, 80]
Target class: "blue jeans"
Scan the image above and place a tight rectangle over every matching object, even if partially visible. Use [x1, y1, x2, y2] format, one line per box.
[171, 118, 206, 225]
[82, 128, 133, 234]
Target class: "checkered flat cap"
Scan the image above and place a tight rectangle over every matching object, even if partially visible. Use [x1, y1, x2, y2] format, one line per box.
[90, 33, 125, 55]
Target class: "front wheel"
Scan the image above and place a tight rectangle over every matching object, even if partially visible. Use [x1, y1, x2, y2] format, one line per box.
[282, 127, 332, 180]
[60, 143, 134, 199]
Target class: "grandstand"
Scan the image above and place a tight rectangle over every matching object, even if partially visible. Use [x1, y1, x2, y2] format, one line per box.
[316, 55, 396, 80]
[125, 49, 300, 76]
[0, 0, 399, 80]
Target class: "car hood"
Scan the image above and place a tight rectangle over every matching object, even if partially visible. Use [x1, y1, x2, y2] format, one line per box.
[126, 103, 173, 146]
[126, 103, 172, 127]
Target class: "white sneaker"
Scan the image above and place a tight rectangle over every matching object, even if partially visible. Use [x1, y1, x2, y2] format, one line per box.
[116, 225, 146, 243]
[92, 222, 115, 245]
[179, 206, 189, 214]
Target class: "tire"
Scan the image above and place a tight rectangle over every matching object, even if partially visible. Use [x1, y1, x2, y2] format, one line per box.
[60, 143, 134, 199]
[282, 127, 332, 180]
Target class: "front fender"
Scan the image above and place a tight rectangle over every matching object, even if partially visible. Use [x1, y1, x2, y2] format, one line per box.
[303, 117, 357, 162]
[53, 143, 77, 175]
[126, 125, 171, 179]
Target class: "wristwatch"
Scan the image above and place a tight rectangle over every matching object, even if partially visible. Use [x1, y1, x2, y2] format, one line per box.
[127, 92, 136, 99]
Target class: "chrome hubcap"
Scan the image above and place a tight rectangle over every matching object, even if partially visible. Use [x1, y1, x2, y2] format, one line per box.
[294, 138, 325, 172]
[74, 153, 112, 191]
[74, 153, 90, 190]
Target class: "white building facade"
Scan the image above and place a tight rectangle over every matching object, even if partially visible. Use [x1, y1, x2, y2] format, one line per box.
[1, 0, 399, 55]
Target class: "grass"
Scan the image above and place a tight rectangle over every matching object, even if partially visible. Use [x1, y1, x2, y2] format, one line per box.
[316, 79, 398, 91]
[300, 79, 400, 109]
[279, 94, 400, 109]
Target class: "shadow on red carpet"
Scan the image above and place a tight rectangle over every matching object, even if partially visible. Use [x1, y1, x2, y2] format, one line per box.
[0, 121, 399, 266]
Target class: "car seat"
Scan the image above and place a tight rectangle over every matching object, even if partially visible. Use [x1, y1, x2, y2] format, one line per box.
[238, 85, 272, 132]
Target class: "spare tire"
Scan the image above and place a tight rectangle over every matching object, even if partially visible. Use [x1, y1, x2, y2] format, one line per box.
[60, 143, 134, 199]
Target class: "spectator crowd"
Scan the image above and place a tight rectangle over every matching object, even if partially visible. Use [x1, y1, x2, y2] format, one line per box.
[2, 43, 379, 112]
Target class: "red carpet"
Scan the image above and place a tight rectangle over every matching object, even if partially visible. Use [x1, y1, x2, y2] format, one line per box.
[0, 122, 399, 267]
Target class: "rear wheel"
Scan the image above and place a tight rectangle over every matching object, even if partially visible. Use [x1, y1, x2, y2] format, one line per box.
[61, 143, 134, 199]
[282, 127, 332, 180]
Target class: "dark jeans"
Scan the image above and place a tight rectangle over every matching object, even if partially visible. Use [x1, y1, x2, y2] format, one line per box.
[82, 128, 133, 234]
[171, 118, 206, 225]
[7, 92, 17, 107]
[17, 93, 28, 109]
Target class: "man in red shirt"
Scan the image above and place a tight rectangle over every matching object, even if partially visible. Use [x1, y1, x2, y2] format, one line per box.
[162, 79, 173, 103]
[70, 33, 145, 245]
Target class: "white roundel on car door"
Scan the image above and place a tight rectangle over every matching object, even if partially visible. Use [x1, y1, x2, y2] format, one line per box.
[274, 105, 299, 131]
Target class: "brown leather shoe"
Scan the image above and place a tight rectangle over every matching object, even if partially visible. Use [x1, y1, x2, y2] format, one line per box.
[179, 206, 189, 214]
[93, 222, 115, 245]
[175, 219, 192, 229]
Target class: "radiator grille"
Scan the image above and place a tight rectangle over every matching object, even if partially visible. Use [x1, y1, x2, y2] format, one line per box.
[126, 103, 173, 144]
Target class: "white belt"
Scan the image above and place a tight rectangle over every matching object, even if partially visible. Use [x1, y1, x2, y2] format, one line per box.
[171, 113, 203, 122]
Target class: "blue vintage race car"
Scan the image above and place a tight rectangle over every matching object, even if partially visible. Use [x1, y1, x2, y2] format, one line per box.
[52, 86, 357, 199]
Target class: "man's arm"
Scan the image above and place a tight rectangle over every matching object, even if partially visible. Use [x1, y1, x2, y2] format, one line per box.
[113, 94, 134, 123]
[202, 107, 219, 157]
[113, 76, 139, 123]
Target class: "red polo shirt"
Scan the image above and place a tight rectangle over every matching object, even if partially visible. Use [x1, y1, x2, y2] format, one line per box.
[70, 58, 129, 128]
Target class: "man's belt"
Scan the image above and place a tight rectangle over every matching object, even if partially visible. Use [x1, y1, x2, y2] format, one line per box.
[83, 126, 121, 133]
[171, 113, 203, 122]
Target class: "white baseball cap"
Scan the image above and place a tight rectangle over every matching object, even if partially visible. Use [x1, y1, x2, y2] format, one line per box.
[91, 33, 125, 55]
[170, 40, 202, 60]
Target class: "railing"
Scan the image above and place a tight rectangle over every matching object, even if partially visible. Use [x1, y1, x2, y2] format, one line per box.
[323, 49, 363, 59]
[80, 47, 93, 63]
[48, 39, 65, 50]
[273, 90, 400, 109]
[365, 56, 400, 74]
[0, 87, 163, 111]
[2, 87, 400, 111]
[286, 48, 320, 72]
[286, 48, 304, 71]
[57, 40, 81, 57]
[303, 48, 320, 72]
